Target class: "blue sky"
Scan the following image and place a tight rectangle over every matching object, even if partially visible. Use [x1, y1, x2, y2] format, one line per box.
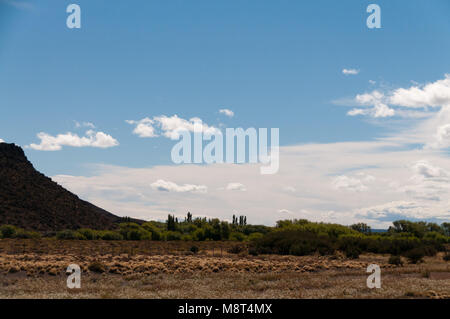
[1, 0, 450, 226]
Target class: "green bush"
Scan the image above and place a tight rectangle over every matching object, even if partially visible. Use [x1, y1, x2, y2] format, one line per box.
[99, 231, 123, 240]
[142, 222, 162, 241]
[338, 235, 363, 259]
[247, 232, 263, 241]
[77, 228, 98, 240]
[126, 229, 152, 241]
[229, 232, 246, 242]
[252, 229, 336, 256]
[164, 231, 182, 241]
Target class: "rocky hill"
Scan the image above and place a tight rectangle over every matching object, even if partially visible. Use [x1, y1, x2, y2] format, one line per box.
[0, 143, 125, 231]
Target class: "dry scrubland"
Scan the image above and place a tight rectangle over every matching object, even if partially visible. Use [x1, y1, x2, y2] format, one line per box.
[0, 239, 448, 299]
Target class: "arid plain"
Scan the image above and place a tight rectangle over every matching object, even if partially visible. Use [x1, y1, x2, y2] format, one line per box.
[0, 240, 448, 299]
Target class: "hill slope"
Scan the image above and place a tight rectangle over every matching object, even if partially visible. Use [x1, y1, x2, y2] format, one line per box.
[0, 143, 123, 231]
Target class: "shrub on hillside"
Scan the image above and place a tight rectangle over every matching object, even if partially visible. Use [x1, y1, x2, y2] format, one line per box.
[15, 229, 41, 239]
[77, 228, 99, 240]
[0, 225, 17, 238]
[56, 230, 86, 240]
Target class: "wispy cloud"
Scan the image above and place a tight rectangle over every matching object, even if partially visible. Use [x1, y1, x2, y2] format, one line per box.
[150, 179, 207, 193]
[342, 68, 360, 75]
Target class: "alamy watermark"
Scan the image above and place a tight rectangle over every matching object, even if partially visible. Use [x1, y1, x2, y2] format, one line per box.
[66, 264, 81, 289]
[367, 4, 381, 29]
[366, 264, 381, 289]
[170, 121, 279, 175]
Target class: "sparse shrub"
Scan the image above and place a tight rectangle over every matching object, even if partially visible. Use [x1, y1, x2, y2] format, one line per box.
[388, 255, 403, 266]
[422, 245, 437, 257]
[0, 225, 17, 238]
[56, 230, 86, 240]
[190, 245, 199, 254]
[181, 234, 193, 241]
[405, 247, 425, 264]
[343, 246, 361, 259]
[443, 252, 450, 261]
[15, 229, 41, 239]
[248, 247, 259, 256]
[88, 261, 106, 273]
[228, 244, 245, 254]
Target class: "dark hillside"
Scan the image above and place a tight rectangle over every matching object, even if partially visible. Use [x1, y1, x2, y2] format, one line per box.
[0, 143, 128, 231]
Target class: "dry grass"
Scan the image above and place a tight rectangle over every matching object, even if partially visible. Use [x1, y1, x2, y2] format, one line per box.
[0, 239, 448, 299]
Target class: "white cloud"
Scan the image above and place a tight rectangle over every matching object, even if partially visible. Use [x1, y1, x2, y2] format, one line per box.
[390, 74, 450, 108]
[0, 138, 4, 143]
[27, 130, 119, 151]
[126, 118, 157, 138]
[345, 76, 450, 120]
[219, 109, 234, 118]
[277, 209, 293, 215]
[150, 179, 207, 194]
[225, 183, 247, 191]
[347, 90, 395, 118]
[342, 68, 360, 75]
[127, 115, 220, 140]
